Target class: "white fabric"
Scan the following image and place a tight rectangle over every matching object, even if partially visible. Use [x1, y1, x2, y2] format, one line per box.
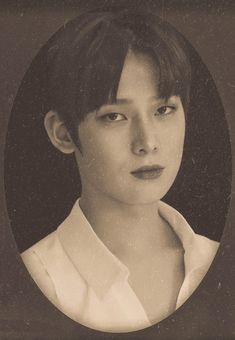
[21, 199, 219, 332]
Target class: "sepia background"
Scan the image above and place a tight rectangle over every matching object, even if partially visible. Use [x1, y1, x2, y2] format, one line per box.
[0, 1, 235, 339]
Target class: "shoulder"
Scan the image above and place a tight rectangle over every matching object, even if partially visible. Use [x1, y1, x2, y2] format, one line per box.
[21, 221, 89, 319]
[21, 232, 59, 305]
[21, 230, 59, 264]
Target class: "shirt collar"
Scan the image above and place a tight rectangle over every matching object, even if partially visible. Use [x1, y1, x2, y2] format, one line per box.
[158, 201, 209, 276]
[158, 201, 219, 277]
[57, 199, 129, 299]
[57, 199, 217, 299]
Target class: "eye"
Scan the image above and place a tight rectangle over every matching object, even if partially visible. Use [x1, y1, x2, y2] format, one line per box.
[101, 112, 127, 122]
[155, 105, 176, 116]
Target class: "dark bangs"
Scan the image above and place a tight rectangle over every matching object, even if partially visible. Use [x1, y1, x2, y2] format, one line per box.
[135, 21, 191, 109]
[46, 9, 191, 143]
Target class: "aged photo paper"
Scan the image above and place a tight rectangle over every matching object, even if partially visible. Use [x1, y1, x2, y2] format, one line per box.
[0, 1, 234, 339]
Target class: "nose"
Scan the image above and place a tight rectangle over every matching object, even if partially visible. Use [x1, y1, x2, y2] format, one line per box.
[131, 118, 159, 156]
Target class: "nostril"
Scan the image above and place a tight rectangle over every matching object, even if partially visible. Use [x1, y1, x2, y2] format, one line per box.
[137, 147, 146, 154]
[132, 142, 158, 156]
[131, 124, 159, 155]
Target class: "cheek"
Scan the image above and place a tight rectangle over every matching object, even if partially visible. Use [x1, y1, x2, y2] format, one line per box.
[77, 130, 119, 175]
[164, 120, 185, 161]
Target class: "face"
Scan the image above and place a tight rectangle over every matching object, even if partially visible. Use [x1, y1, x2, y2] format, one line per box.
[74, 51, 185, 205]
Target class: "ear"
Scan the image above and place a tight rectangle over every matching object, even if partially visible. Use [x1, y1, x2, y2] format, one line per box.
[44, 110, 75, 154]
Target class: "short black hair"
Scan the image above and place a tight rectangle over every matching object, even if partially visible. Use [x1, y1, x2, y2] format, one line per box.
[44, 8, 191, 144]
[5, 6, 232, 251]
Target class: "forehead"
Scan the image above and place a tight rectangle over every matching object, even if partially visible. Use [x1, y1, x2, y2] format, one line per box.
[116, 50, 159, 101]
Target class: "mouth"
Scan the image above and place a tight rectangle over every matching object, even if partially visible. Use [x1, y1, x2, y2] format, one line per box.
[130, 165, 165, 180]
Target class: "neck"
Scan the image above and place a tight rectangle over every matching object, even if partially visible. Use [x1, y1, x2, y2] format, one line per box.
[79, 189, 176, 259]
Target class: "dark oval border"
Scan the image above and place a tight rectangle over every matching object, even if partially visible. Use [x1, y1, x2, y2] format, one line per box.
[0, 2, 234, 339]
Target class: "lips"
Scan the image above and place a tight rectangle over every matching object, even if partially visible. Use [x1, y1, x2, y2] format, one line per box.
[131, 165, 165, 180]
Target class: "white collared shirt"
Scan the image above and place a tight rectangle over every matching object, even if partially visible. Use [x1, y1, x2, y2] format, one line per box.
[21, 200, 219, 333]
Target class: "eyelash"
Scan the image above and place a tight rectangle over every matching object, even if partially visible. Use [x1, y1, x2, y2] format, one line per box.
[100, 112, 127, 122]
[155, 105, 176, 116]
[100, 105, 176, 122]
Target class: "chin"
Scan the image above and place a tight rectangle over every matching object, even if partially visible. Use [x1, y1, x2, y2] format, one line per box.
[113, 188, 167, 206]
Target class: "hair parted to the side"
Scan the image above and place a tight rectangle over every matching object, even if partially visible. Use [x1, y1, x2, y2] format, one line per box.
[44, 8, 191, 145]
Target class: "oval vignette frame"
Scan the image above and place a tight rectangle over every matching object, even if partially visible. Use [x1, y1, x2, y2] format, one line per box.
[1, 2, 235, 339]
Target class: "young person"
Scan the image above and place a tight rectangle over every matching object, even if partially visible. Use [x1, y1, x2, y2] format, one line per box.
[20, 8, 219, 332]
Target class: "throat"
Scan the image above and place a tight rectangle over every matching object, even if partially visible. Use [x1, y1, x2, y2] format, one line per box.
[79, 195, 185, 323]
[79, 196, 179, 258]
[126, 245, 185, 324]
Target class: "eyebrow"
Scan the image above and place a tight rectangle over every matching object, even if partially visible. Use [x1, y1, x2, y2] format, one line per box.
[106, 98, 133, 105]
[105, 97, 164, 106]
[148, 96, 171, 102]
[99, 95, 176, 110]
